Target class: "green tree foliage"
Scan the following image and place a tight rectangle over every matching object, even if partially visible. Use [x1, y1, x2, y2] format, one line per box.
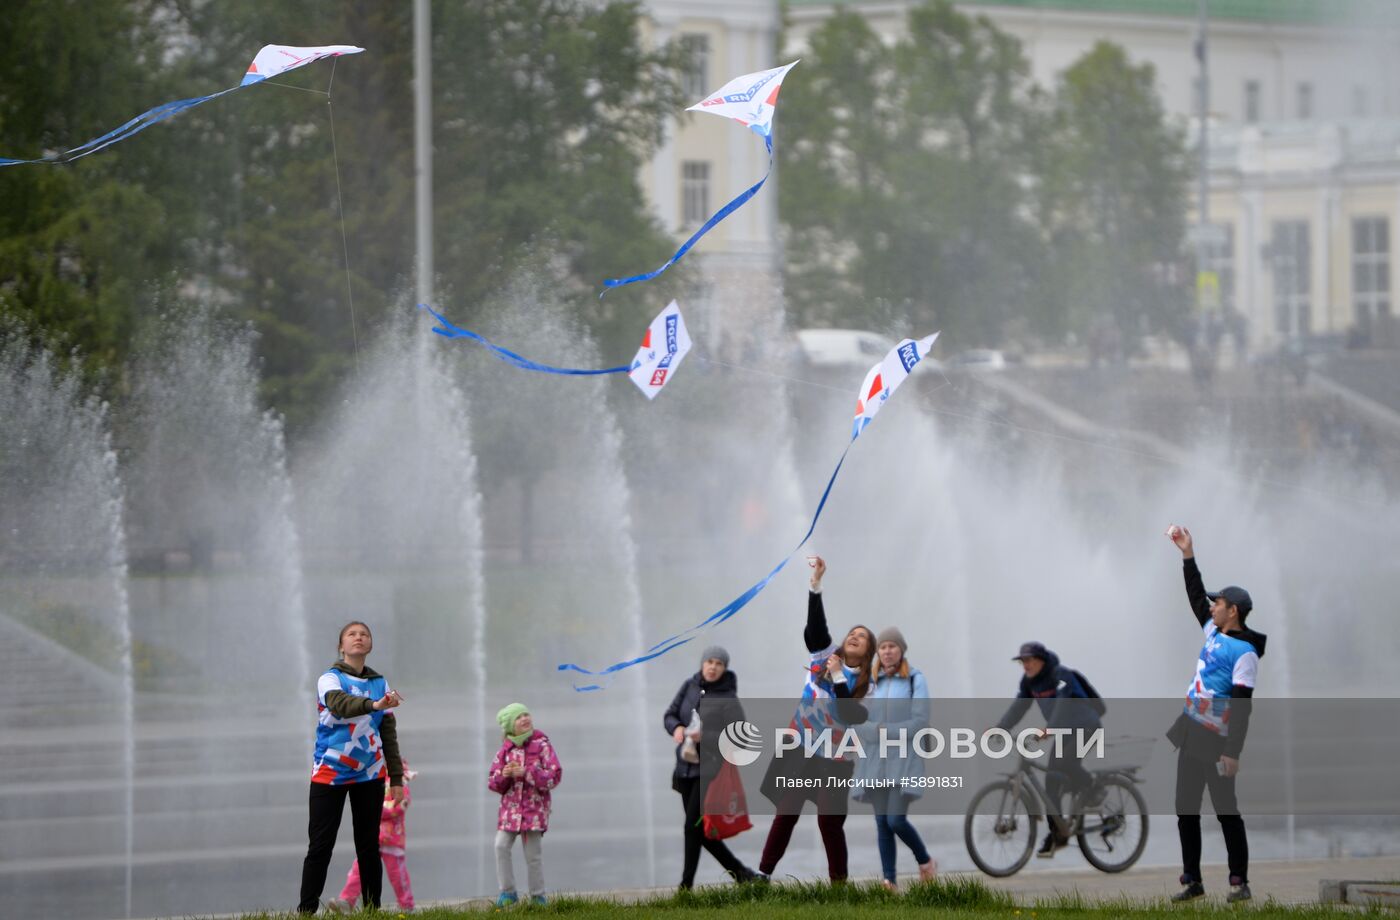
[1037, 40, 1190, 346]
[779, 2, 1187, 349]
[0, 0, 685, 430]
[779, 1, 1042, 344]
[0, 0, 189, 375]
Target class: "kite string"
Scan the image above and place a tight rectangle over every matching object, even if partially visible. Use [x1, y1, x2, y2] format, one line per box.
[692, 350, 1385, 510]
[325, 57, 361, 373]
[259, 80, 328, 97]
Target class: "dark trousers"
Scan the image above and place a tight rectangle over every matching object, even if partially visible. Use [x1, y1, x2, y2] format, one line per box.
[1175, 747, 1248, 884]
[675, 775, 746, 888]
[1046, 750, 1093, 832]
[759, 785, 849, 881]
[298, 780, 384, 913]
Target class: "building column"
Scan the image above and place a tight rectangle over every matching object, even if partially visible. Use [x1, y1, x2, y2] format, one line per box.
[1241, 187, 1264, 351]
[651, 20, 678, 236]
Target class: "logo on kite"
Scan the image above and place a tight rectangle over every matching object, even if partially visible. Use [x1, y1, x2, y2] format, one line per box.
[897, 342, 921, 374]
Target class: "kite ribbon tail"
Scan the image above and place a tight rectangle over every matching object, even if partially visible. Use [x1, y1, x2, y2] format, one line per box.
[600, 136, 774, 294]
[419, 304, 630, 376]
[0, 88, 238, 167]
[556, 443, 852, 691]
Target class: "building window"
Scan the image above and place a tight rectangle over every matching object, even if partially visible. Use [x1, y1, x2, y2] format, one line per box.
[1270, 220, 1311, 336]
[681, 161, 710, 226]
[1352, 84, 1369, 118]
[1296, 82, 1313, 120]
[1202, 224, 1235, 312]
[679, 34, 709, 99]
[1353, 216, 1391, 328]
[1244, 80, 1261, 123]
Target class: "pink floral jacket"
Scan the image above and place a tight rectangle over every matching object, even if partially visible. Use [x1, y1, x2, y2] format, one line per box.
[487, 731, 562, 833]
[378, 782, 411, 854]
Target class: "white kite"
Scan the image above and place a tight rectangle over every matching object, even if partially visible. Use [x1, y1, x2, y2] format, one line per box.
[1, 44, 364, 167]
[601, 61, 800, 291]
[686, 60, 801, 139]
[627, 301, 693, 399]
[852, 334, 941, 440]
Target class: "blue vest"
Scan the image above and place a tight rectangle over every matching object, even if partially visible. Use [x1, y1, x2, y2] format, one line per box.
[312, 667, 387, 785]
[1183, 623, 1259, 736]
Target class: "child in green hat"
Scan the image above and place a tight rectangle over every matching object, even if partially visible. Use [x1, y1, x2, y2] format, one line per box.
[488, 703, 562, 907]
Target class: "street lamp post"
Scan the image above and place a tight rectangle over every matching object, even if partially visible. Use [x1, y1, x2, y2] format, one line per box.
[1194, 0, 1210, 295]
[414, 0, 433, 307]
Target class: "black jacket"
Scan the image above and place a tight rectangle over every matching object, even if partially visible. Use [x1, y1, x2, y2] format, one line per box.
[806, 591, 869, 723]
[663, 669, 743, 783]
[995, 649, 1102, 733]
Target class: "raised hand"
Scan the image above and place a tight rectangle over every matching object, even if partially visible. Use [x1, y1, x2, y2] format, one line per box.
[1167, 524, 1194, 557]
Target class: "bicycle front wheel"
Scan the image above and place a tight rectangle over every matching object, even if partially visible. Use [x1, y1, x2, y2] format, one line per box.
[964, 780, 1039, 877]
[1077, 775, 1149, 873]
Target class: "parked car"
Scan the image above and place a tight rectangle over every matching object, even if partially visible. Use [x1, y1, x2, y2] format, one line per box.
[946, 348, 1008, 371]
[796, 328, 897, 368]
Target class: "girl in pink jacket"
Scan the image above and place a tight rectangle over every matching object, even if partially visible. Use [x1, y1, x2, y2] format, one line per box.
[488, 703, 562, 907]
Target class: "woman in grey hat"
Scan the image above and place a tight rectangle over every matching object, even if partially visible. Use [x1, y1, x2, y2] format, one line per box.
[662, 646, 760, 890]
[852, 627, 938, 890]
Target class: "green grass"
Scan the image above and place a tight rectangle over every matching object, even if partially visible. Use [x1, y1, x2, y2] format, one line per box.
[231, 878, 1397, 918]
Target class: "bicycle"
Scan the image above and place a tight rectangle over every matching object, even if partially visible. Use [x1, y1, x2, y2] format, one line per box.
[963, 744, 1149, 877]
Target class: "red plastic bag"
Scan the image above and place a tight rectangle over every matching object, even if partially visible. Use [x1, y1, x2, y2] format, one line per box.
[702, 761, 753, 840]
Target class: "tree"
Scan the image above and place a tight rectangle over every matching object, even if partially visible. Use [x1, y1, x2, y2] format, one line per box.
[1, 0, 688, 431]
[779, 0, 1044, 345]
[1037, 41, 1189, 349]
[0, 0, 190, 377]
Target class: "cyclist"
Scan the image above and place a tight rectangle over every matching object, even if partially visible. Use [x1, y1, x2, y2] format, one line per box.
[1165, 525, 1266, 904]
[993, 641, 1105, 858]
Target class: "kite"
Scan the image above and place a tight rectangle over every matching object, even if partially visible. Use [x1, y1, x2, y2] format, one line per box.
[601, 60, 800, 292]
[0, 44, 363, 167]
[559, 331, 941, 689]
[421, 301, 692, 400]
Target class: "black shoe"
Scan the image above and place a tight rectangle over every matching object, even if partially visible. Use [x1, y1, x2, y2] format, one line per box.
[1227, 875, 1252, 903]
[1172, 875, 1206, 902]
[1036, 831, 1068, 858]
[732, 866, 763, 884]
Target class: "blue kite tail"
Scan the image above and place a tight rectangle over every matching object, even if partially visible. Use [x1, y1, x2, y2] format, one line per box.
[0, 88, 238, 167]
[556, 445, 852, 690]
[600, 135, 773, 294]
[419, 304, 630, 376]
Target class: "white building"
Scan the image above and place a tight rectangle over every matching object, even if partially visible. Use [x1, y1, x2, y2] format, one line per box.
[769, 0, 1400, 348]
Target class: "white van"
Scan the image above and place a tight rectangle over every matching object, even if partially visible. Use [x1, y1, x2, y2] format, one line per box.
[795, 329, 897, 368]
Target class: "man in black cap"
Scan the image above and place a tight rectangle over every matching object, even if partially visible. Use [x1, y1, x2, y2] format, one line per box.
[1166, 525, 1267, 904]
[993, 641, 1105, 857]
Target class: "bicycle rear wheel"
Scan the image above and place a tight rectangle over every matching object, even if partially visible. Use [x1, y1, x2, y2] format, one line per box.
[964, 780, 1039, 877]
[1077, 775, 1149, 873]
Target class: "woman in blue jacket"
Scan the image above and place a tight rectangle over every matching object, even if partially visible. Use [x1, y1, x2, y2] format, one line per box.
[852, 628, 937, 889]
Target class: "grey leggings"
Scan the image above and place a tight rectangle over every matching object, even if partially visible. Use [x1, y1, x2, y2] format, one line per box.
[495, 830, 545, 897]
